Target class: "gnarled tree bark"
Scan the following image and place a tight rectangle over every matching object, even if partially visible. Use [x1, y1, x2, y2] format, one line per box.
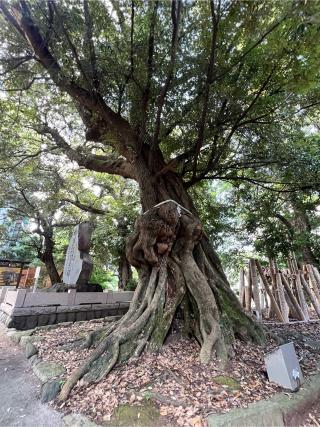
[59, 160, 264, 401]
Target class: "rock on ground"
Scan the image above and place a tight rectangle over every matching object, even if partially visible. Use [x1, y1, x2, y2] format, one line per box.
[63, 414, 99, 427]
[41, 380, 61, 403]
[32, 360, 66, 382]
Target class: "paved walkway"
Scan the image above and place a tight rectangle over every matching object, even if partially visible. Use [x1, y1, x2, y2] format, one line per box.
[0, 325, 64, 427]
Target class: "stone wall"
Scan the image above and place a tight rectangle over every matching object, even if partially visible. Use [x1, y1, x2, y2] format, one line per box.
[0, 288, 134, 330]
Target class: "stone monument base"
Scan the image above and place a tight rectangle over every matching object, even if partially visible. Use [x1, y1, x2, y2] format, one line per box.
[0, 303, 129, 330]
[0, 288, 133, 330]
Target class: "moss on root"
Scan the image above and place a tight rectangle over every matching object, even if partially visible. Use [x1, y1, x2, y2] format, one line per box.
[107, 403, 160, 427]
[217, 287, 266, 346]
[213, 375, 241, 391]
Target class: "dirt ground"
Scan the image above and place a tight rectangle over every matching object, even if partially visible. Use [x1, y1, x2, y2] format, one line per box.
[1, 319, 319, 427]
[33, 319, 320, 427]
[0, 324, 64, 427]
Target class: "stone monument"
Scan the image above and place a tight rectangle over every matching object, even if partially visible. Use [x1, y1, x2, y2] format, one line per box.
[63, 222, 93, 290]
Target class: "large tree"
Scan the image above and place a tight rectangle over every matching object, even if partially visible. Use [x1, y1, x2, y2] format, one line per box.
[0, 0, 319, 398]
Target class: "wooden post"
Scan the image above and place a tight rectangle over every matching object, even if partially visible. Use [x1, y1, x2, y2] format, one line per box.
[312, 266, 320, 287]
[245, 266, 252, 312]
[255, 260, 284, 323]
[259, 278, 266, 312]
[276, 272, 289, 323]
[290, 252, 299, 272]
[249, 259, 261, 320]
[269, 258, 281, 309]
[287, 257, 294, 274]
[280, 273, 305, 321]
[306, 264, 320, 303]
[300, 273, 320, 318]
[239, 269, 245, 308]
[295, 273, 310, 321]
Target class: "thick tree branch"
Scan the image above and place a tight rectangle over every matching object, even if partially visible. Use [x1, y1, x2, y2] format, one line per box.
[198, 67, 277, 179]
[152, 0, 182, 148]
[51, 2, 90, 87]
[274, 213, 294, 237]
[60, 198, 106, 215]
[1, 1, 139, 160]
[192, 0, 219, 179]
[39, 125, 137, 180]
[140, 0, 158, 141]
[194, 174, 320, 193]
[83, 0, 99, 90]
[0, 54, 34, 76]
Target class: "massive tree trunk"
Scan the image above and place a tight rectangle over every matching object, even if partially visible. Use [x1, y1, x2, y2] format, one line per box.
[59, 150, 264, 401]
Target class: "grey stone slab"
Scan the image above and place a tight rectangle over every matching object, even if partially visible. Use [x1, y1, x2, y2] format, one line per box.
[265, 342, 303, 390]
[28, 354, 41, 366]
[86, 311, 95, 320]
[49, 313, 57, 324]
[56, 304, 92, 313]
[38, 314, 51, 327]
[63, 414, 99, 427]
[208, 401, 284, 427]
[25, 342, 38, 358]
[32, 361, 66, 382]
[20, 335, 44, 347]
[25, 315, 38, 330]
[7, 329, 34, 343]
[57, 312, 68, 323]
[76, 311, 87, 321]
[67, 312, 76, 322]
[41, 380, 61, 403]
[11, 306, 57, 316]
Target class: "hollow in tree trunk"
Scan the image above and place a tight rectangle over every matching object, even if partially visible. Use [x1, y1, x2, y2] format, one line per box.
[59, 170, 264, 401]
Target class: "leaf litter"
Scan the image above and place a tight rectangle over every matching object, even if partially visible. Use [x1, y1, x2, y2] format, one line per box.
[34, 319, 320, 427]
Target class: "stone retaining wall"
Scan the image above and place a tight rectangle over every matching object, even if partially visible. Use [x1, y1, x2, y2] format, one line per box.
[0, 288, 133, 330]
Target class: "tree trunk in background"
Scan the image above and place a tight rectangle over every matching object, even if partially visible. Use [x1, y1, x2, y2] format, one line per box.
[118, 252, 132, 290]
[40, 234, 61, 285]
[275, 207, 318, 267]
[291, 201, 319, 267]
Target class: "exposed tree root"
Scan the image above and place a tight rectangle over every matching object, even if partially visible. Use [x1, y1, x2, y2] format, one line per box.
[59, 201, 264, 401]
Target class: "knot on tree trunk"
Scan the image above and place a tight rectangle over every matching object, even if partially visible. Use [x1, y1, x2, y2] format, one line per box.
[58, 201, 264, 402]
[126, 201, 200, 268]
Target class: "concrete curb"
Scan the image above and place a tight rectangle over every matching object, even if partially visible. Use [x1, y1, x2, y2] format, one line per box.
[208, 372, 320, 427]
